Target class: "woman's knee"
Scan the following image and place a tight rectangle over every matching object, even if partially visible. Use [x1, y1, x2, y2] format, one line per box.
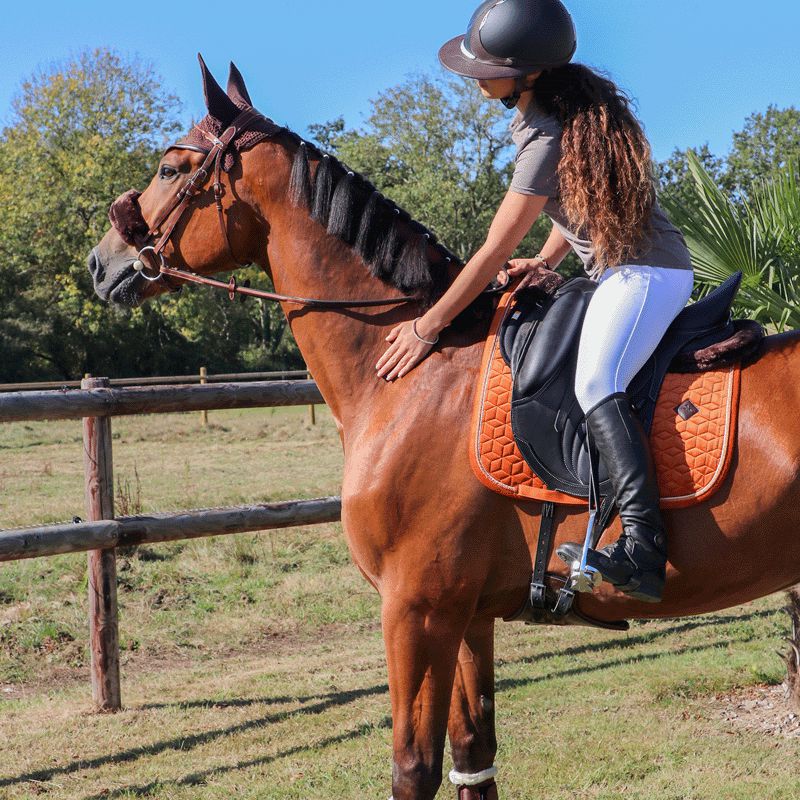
[574, 370, 616, 413]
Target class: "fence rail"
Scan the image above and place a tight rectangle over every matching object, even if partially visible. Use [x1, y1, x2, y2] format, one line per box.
[0, 368, 311, 393]
[0, 380, 324, 423]
[0, 376, 338, 711]
[0, 497, 342, 562]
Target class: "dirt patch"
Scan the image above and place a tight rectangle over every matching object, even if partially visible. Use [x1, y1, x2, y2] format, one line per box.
[715, 683, 800, 738]
[2, 618, 383, 701]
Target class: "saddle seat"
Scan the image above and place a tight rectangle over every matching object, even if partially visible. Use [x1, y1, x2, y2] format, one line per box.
[470, 270, 764, 507]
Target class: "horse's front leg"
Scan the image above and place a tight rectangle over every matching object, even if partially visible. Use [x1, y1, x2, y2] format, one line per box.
[447, 616, 499, 800]
[382, 592, 472, 800]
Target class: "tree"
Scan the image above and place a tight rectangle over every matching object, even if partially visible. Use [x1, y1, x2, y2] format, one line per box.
[725, 105, 800, 196]
[0, 49, 184, 380]
[656, 143, 724, 212]
[657, 106, 800, 207]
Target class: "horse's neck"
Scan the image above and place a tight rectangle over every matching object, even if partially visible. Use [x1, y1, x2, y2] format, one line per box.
[266, 217, 421, 432]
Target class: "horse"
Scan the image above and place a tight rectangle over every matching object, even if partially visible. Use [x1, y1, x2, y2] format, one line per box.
[87, 58, 800, 800]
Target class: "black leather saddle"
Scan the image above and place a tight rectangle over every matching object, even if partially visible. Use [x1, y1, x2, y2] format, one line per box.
[499, 270, 754, 498]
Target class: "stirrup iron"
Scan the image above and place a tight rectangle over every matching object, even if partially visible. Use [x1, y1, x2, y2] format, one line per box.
[570, 507, 602, 593]
[566, 426, 605, 594]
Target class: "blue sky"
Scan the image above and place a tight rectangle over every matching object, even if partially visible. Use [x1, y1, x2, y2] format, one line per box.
[1, 0, 798, 163]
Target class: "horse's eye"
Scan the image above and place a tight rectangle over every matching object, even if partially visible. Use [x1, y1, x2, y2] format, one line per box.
[159, 165, 178, 179]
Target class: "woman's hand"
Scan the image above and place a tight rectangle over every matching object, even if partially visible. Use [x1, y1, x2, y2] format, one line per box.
[375, 319, 438, 382]
[506, 257, 554, 291]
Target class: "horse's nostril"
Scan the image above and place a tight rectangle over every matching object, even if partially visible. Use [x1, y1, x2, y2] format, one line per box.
[87, 249, 104, 283]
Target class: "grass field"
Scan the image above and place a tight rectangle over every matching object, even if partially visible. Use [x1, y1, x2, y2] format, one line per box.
[1, 407, 798, 799]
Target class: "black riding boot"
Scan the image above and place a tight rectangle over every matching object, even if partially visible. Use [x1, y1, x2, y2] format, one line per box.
[556, 392, 667, 603]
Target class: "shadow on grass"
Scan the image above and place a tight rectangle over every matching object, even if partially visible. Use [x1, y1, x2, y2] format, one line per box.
[497, 636, 745, 693]
[507, 607, 783, 667]
[78, 716, 393, 800]
[0, 685, 389, 790]
[132, 608, 782, 715]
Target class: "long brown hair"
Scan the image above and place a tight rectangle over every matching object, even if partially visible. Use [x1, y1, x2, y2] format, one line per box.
[534, 63, 655, 272]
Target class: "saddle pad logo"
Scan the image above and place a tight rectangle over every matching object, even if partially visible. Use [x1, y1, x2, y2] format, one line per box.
[675, 400, 700, 420]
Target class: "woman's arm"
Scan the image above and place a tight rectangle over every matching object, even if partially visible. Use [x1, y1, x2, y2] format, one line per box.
[375, 189, 547, 381]
[537, 223, 572, 269]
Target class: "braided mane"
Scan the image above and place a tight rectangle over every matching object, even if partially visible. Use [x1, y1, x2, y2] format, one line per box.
[283, 130, 463, 304]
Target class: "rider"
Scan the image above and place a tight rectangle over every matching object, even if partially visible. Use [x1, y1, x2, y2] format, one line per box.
[374, 0, 695, 604]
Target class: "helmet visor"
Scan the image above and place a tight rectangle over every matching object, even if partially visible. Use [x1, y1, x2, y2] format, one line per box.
[438, 34, 532, 79]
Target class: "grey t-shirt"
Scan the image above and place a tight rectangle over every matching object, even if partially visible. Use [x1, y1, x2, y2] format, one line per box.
[509, 100, 693, 279]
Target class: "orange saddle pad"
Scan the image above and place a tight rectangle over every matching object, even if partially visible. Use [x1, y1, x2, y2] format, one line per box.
[470, 291, 741, 508]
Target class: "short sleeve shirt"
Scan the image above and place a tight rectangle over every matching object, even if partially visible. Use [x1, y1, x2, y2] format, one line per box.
[509, 100, 693, 279]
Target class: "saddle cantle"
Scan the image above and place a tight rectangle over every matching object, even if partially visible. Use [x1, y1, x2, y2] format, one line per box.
[470, 270, 764, 507]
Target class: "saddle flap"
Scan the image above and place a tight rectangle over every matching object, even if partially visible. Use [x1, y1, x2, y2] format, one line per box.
[495, 269, 747, 498]
[513, 280, 595, 397]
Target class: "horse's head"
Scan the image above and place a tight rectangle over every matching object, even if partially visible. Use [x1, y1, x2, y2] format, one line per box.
[88, 55, 281, 307]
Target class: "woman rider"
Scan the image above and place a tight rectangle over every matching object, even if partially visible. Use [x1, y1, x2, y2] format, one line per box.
[374, 0, 695, 603]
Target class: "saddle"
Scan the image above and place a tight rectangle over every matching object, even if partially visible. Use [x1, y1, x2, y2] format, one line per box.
[469, 269, 764, 631]
[497, 270, 763, 499]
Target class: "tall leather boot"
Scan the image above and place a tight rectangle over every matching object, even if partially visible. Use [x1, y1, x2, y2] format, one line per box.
[556, 392, 667, 603]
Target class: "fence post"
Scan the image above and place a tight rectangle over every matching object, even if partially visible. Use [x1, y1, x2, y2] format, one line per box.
[307, 371, 316, 426]
[81, 376, 121, 712]
[199, 367, 209, 428]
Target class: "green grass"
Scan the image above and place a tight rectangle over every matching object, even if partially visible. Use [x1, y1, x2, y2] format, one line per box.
[1, 407, 798, 799]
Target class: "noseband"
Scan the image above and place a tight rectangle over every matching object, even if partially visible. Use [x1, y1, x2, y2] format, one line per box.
[109, 110, 508, 309]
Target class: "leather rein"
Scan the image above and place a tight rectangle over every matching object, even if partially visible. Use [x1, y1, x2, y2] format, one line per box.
[119, 108, 507, 309]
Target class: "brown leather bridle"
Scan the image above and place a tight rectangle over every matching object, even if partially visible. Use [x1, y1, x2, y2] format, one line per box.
[110, 108, 508, 309]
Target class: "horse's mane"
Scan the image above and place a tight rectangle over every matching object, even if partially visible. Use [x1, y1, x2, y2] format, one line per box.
[283, 130, 462, 297]
[189, 110, 495, 325]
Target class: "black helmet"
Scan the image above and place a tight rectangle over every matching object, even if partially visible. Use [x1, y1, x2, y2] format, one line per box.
[439, 0, 577, 80]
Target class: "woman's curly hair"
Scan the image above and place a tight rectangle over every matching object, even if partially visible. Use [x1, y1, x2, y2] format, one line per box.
[534, 63, 656, 274]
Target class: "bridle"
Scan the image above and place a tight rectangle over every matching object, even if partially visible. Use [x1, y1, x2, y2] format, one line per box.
[132, 108, 261, 279]
[110, 108, 509, 309]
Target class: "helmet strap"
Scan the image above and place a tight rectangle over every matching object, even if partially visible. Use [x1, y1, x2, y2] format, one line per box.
[500, 75, 536, 109]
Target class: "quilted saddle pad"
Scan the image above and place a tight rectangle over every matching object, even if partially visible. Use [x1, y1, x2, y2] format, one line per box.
[470, 291, 741, 508]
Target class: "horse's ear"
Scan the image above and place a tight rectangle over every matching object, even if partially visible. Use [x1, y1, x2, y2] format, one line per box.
[197, 53, 239, 125]
[227, 62, 253, 107]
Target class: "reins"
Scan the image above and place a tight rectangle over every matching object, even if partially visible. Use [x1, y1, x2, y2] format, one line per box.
[157, 266, 421, 308]
[116, 108, 507, 309]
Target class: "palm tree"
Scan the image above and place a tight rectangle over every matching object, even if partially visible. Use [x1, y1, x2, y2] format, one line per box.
[662, 150, 800, 331]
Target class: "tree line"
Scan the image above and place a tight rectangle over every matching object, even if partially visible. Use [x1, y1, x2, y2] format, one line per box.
[0, 49, 797, 382]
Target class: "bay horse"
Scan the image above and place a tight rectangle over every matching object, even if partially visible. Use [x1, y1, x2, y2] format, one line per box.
[88, 58, 800, 800]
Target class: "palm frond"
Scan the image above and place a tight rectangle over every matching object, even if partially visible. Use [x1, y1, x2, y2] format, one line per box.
[663, 151, 800, 331]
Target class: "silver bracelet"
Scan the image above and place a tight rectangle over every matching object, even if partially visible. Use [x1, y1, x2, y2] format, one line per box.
[412, 317, 439, 345]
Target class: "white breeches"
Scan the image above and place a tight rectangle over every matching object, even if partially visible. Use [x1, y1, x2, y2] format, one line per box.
[574, 264, 695, 414]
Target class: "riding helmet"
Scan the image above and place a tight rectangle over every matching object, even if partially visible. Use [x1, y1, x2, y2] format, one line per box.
[439, 0, 577, 80]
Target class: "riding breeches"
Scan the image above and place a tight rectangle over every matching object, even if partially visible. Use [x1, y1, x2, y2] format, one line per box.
[574, 264, 695, 414]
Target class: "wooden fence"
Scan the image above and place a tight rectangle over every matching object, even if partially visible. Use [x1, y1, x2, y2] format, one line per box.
[0, 377, 341, 712]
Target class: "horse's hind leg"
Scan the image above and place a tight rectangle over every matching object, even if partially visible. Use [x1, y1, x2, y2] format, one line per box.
[382, 594, 470, 800]
[447, 616, 499, 799]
